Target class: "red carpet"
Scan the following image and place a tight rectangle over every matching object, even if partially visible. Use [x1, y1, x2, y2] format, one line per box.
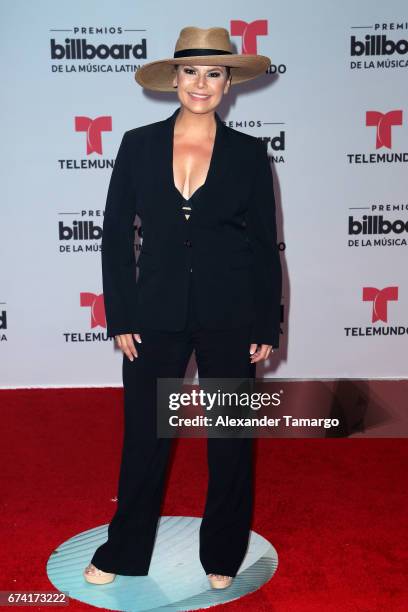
[1, 388, 407, 611]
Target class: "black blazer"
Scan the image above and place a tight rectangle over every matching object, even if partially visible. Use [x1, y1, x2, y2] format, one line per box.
[102, 106, 282, 347]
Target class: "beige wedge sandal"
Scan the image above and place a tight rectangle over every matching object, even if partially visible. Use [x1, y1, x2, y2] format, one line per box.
[83, 563, 116, 585]
[207, 573, 233, 589]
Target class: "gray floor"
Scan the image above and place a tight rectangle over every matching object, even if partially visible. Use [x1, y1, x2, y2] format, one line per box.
[47, 516, 279, 611]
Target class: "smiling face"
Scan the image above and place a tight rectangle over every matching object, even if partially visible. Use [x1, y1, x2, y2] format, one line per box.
[172, 64, 232, 114]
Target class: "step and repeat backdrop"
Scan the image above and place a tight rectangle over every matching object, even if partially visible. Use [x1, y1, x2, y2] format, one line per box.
[1, 0, 407, 387]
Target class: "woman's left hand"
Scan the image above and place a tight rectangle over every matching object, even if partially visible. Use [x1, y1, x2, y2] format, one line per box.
[249, 343, 273, 363]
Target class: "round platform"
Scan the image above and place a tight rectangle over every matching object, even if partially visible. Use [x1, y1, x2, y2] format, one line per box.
[47, 516, 278, 611]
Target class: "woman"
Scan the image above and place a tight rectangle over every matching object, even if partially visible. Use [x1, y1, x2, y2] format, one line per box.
[84, 26, 282, 590]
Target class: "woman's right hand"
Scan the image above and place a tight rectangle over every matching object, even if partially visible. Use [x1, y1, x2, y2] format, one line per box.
[115, 333, 142, 361]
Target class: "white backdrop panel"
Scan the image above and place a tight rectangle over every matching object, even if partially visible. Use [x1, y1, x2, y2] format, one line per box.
[1, 1, 407, 387]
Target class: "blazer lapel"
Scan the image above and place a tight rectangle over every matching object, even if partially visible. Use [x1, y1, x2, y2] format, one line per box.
[205, 110, 234, 202]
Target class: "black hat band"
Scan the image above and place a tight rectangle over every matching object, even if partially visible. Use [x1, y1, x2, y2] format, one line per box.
[173, 48, 232, 58]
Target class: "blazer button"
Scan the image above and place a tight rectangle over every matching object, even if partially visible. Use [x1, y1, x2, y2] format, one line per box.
[184, 239, 192, 247]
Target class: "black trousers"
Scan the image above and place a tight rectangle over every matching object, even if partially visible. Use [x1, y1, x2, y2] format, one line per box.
[91, 271, 256, 577]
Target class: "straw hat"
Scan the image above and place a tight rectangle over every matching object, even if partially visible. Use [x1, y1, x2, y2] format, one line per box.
[135, 26, 271, 92]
